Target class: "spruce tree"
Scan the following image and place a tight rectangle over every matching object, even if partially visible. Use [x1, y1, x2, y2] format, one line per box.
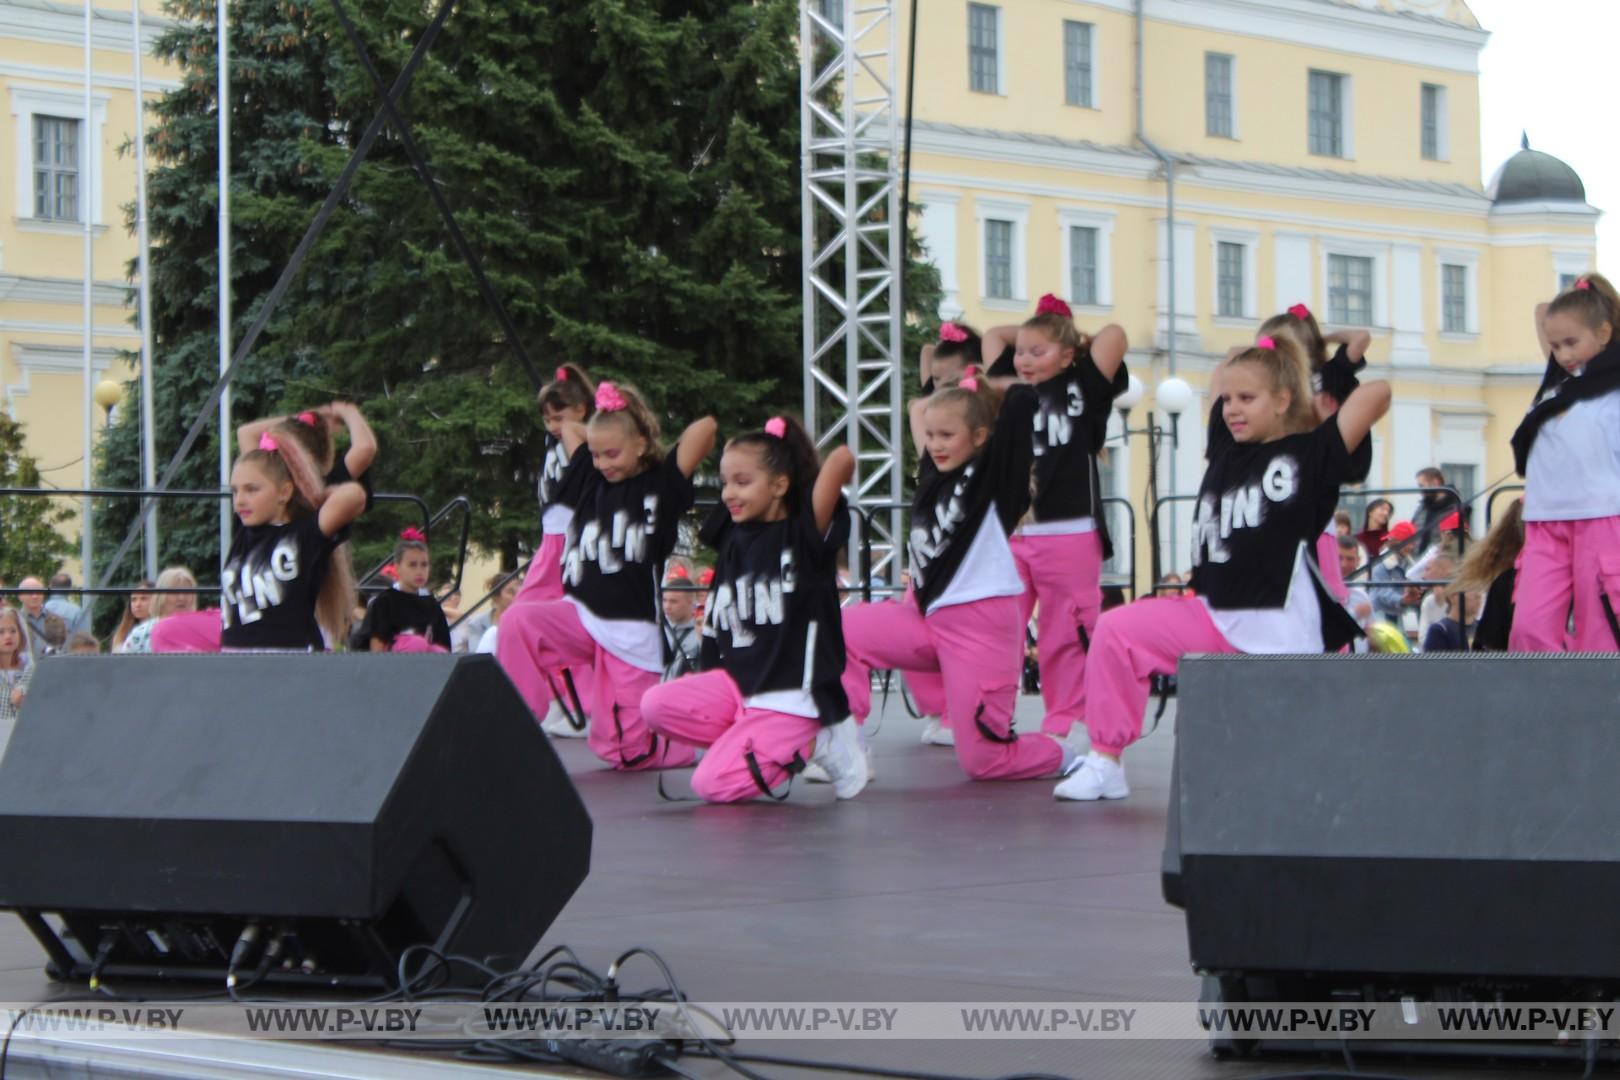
[0, 415, 77, 587]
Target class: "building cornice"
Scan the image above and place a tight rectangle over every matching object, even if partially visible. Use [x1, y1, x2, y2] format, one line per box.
[0, 0, 177, 53]
[0, 274, 130, 308]
[1076, 0, 1487, 74]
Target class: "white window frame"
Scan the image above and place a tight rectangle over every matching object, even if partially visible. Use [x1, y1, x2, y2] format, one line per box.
[1318, 239, 1388, 329]
[1434, 247, 1480, 339]
[1209, 226, 1259, 323]
[9, 83, 110, 231]
[1062, 19, 1097, 110]
[917, 190, 963, 319]
[967, 3, 1003, 96]
[1205, 52, 1237, 139]
[976, 197, 1029, 310]
[1057, 206, 1115, 312]
[1307, 69, 1354, 160]
[1420, 82, 1449, 162]
[1553, 251, 1590, 297]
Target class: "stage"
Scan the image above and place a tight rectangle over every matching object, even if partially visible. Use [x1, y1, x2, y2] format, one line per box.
[0, 694, 1543, 1079]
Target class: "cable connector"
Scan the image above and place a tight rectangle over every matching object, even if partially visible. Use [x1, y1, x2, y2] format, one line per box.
[87, 930, 118, 991]
[225, 924, 260, 989]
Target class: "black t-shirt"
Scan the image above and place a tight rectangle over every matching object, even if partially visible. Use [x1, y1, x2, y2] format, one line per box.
[326, 457, 375, 513]
[909, 384, 1037, 614]
[698, 497, 851, 727]
[1030, 357, 1120, 524]
[1472, 567, 1516, 652]
[562, 446, 695, 623]
[1189, 418, 1350, 611]
[1206, 346, 1373, 487]
[359, 587, 451, 649]
[539, 438, 592, 512]
[220, 514, 339, 650]
[987, 343, 1016, 379]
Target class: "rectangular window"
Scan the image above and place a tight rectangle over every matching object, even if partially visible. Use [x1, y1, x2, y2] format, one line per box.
[1439, 463, 1476, 505]
[1205, 53, 1233, 138]
[968, 4, 999, 94]
[985, 219, 1014, 299]
[1327, 254, 1373, 325]
[1308, 70, 1344, 157]
[1064, 21, 1093, 107]
[1069, 226, 1099, 306]
[1442, 263, 1468, 333]
[1217, 241, 1245, 318]
[1421, 83, 1441, 160]
[1560, 273, 1581, 293]
[32, 115, 79, 222]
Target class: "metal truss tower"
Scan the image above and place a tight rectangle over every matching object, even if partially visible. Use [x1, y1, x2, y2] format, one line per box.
[800, 0, 904, 584]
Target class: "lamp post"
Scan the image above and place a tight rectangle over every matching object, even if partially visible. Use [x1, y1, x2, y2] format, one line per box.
[1114, 374, 1193, 588]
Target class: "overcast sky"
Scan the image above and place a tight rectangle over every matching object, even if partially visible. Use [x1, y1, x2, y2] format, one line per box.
[1467, 0, 1615, 276]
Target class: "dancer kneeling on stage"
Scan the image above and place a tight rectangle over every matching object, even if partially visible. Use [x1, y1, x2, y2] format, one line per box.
[357, 528, 451, 652]
[642, 419, 862, 801]
[841, 370, 1070, 781]
[222, 433, 364, 652]
[1055, 336, 1389, 801]
[497, 381, 714, 771]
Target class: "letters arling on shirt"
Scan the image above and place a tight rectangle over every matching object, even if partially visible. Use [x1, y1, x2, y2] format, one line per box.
[564, 494, 661, 582]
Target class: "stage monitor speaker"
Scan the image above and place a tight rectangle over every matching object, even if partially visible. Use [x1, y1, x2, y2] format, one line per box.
[1165, 653, 1620, 984]
[0, 654, 591, 988]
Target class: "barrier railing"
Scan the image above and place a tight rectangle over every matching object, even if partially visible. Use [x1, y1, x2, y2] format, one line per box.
[1486, 484, 1525, 531]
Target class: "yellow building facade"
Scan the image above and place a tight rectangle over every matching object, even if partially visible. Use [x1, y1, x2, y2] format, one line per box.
[902, 0, 1599, 588]
[0, 0, 175, 575]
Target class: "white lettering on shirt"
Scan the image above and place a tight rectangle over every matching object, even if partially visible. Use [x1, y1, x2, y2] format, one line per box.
[907, 465, 974, 587]
[1190, 454, 1300, 569]
[563, 494, 661, 585]
[221, 534, 301, 629]
[707, 550, 797, 650]
[1032, 382, 1083, 457]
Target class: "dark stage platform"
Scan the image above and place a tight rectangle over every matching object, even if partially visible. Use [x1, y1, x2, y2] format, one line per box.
[0, 695, 1547, 1079]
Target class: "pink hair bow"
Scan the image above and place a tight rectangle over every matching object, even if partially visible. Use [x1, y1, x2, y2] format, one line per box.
[1577, 278, 1592, 291]
[296, 411, 318, 427]
[555, 366, 569, 381]
[764, 416, 787, 438]
[958, 366, 980, 391]
[938, 322, 969, 343]
[399, 526, 427, 543]
[1256, 336, 1277, 350]
[1035, 294, 1073, 319]
[258, 432, 279, 452]
[1288, 303, 1312, 321]
[595, 382, 628, 412]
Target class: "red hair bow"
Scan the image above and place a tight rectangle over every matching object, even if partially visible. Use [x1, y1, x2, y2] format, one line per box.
[399, 526, 428, 543]
[1035, 294, 1073, 319]
[1288, 303, 1312, 321]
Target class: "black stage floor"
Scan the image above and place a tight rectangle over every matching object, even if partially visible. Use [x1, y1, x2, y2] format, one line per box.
[0, 695, 1558, 1079]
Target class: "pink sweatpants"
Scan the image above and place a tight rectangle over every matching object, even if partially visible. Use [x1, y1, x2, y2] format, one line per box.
[516, 532, 566, 603]
[1316, 531, 1348, 602]
[1084, 596, 1240, 758]
[496, 599, 695, 770]
[150, 609, 223, 653]
[391, 633, 448, 654]
[903, 671, 947, 720]
[642, 670, 822, 803]
[504, 532, 594, 721]
[1510, 516, 1620, 652]
[842, 594, 1061, 780]
[1011, 531, 1103, 737]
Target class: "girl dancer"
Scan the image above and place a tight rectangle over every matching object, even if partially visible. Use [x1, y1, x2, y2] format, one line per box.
[497, 381, 714, 769]
[840, 370, 1068, 781]
[221, 433, 365, 651]
[642, 419, 861, 801]
[1509, 274, 1620, 650]
[1008, 293, 1128, 739]
[358, 528, 451, 651]
[1056, 336, 1388, 800]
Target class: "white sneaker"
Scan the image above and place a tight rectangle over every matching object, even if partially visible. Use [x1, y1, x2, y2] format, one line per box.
[1053, 752, 1129, 801]
[918, 717, 955, 747]
[808, 720, 869, 799]
[541, 702, 588, 739]
[801, 759, 830, 783]
[1046, 733, 1079, 777]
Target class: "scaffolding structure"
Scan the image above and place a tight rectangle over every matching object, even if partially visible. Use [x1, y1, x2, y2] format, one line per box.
[800, 0, 905, 583]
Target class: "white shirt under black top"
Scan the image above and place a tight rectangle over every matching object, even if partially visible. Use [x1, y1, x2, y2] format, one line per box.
[359, 585, 451, 648]
[561, 446, 695, 671]
[909, 383, 1037, 615]
[1190, 417, 1361, 653]
[220, 513, 340, 651]
[539, 438, 592, 536]
[1022, 357, 1122, 551]
[698, 496, 851, 727]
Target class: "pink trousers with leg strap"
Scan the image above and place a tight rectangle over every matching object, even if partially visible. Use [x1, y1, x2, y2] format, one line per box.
[1082, 596, 1240, 758]
[642, 670, 821, 803]
[516, 533, 566, 604]
[1510, 516, 1620, 652]
[842, 594, 1061, 780]
[1011, 531, 1103, 738]
[497, 599, 694, 770]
